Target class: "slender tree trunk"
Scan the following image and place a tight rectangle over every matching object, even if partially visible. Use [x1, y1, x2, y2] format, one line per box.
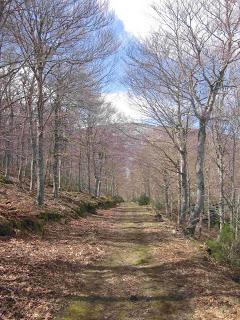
[53, 98, 60, 199]
[218, 157, 225, 231]
[179, 149, 188, 224]
[36, 78, 45, 206]
[28, 113, 37, 192]
[58, 158, 61, 191]
[87, 152, 91, 193]
[26, 78, 36, 192]
[30, 153, 36, 191]
[187, 120, 206, 234]
[18, 122, 25, 183]
[95, 178, 101, 197]
[163, 171, 170, 215]
[207, 184, 211, 230]
[4, 139, 10, 179]
[78, 149, 82, 192]
[235, 194, 240, 239]
[4, 106, 13, 179]
[231, 133, 236, 228]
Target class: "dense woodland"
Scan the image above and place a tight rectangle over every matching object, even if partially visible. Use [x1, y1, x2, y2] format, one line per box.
[1, 0, 240, 272]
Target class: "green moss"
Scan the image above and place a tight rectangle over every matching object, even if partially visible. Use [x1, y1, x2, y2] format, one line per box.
[135, 246, 152, 265]
[57, 301, 104, 320]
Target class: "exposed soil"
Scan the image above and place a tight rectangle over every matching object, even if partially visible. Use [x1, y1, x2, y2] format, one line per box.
[0, 204, 240, 319]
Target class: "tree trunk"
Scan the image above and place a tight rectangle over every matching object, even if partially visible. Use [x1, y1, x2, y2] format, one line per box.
[36, 78, 45, 206]
[87, 152, 91, 193]
[26, 78, 36, 192]
[218, 158, 225, 231]
[4, 106, 13, 179]
[30, 153, 36, 192]
[230, 133, 236, 228]
[78, 149, 82, 192]
[163, 171, 170, 215]
[95, 178, 101, 197]
[18, 122, 26, 183]
[207, 184, 211, 230]
[53, 98, 60, 199]
[179, 149, 188, 224]
[187, 120, 206, 234]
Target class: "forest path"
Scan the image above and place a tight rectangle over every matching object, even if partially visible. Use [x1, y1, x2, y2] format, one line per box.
[56, 204, 240, 320]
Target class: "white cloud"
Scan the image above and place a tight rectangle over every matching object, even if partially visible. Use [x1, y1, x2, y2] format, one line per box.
[109, 0, 156, 37]
[105, 92, 142, 120]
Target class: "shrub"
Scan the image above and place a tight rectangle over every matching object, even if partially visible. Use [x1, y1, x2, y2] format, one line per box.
[112, 195, 124, 204]
[207, 224, 235, 263]
[74, 205, 87, 217]
[0, 175, 13, 184]
[84, 202, 97, 213]
[137, 194, 150, 206]
[20, 217, 43, 233]
[39, 210, 62, 222]
[152, 200, 163, 211]
[98, 200, 113, 209]
[75, 202, 97, 217]
[0, 216, 14, 236]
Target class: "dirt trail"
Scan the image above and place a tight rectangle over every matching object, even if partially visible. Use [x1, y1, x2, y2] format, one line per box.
[57, 205, 240, 320]
[1, 204, 240, 319]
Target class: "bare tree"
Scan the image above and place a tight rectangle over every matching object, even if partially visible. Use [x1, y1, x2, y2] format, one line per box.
[9, 0, 118, 205]
[126, 23, 191, 224]
[150, 0, 240, 234]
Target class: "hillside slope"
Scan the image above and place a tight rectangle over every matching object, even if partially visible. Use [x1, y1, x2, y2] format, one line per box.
[0, 176, 119, 237]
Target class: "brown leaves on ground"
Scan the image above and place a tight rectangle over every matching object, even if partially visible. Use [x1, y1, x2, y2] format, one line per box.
[0, 181, 98, 221]
[0, 209, 113, 319]
[0, 204, 239, 320]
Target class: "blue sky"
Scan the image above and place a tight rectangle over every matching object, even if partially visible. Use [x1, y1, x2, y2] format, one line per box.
[105, 0, 156, 118]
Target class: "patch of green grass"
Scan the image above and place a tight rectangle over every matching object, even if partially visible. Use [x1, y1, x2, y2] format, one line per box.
[135, 246, 152, 265]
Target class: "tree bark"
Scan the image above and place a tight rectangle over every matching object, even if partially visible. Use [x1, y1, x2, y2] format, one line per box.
[36, 77, 45, 206]
[218, 157, 225, 231]
[163, 171, 170, 215]
[187, 119, 206, 234]
[179, 149, 188, 224]
[53, 97, 61, 199]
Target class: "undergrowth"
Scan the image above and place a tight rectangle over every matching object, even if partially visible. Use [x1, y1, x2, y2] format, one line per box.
[207, 224, 240, 267]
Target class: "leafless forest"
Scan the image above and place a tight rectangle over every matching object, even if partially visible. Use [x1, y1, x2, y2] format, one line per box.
[1, 1, 240, 319]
